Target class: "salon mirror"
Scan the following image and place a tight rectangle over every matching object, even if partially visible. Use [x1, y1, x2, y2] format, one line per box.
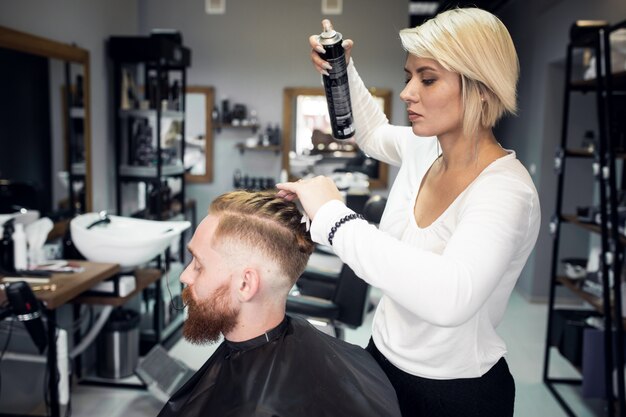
[0, 26, 92, 216]
[184, 86, 214, 183]
[282, 87, 391, 189]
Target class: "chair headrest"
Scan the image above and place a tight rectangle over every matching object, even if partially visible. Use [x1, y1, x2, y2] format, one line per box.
[363, 195, 387, 224]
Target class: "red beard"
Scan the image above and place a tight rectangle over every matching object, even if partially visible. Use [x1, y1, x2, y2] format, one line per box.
[182, 283, 239, 345]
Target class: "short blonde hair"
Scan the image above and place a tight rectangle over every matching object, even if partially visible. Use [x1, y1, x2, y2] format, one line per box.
[209, 190, 314, 287]
[400, 8, 519, 137]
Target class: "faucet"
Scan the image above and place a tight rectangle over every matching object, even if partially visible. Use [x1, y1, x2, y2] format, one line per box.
[86, 210, 111, 229]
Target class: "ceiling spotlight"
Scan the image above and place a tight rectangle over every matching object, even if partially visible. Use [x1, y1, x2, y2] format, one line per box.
[409, 1, 439, 15]
[205, 0, 225, 15]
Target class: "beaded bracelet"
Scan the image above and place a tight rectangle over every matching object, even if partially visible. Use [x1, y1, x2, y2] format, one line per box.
[328, 213, 365, 246]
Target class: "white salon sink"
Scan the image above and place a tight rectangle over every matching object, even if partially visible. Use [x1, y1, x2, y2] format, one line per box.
[70, 213, 191, 269]
[0, 210, 40, 227]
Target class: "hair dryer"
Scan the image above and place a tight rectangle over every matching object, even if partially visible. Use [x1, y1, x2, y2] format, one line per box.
[3, 281, 47, 353]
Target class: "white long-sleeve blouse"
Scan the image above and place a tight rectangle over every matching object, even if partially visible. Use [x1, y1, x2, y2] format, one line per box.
[310, 59, 541, 379]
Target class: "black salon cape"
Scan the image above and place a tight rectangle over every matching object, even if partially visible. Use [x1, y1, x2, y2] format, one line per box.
[157, 315, 401, 417]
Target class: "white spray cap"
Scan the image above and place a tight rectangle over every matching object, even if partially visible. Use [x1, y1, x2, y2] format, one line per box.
[320, 20, 336, 39]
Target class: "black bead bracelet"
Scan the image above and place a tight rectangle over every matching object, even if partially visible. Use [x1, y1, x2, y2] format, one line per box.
[328, 213, 365, 246]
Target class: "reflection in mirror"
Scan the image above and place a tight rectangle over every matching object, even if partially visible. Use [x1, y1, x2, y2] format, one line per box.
[58, 62, 87, 213]
[0, 26, 91, 217]
[282, 87, 390, 189]
[184, 86, 214, 183]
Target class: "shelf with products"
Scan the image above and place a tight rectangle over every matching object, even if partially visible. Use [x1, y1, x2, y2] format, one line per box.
[561, 213, 603, 234]
[69, 107, 85, 119]
[214, 122, 260, 133]
[556, 275, 626, 330]
[212, 96, 283, 159]
[118, 164, 185, 178]
[128, 198, 196, 225]
[571, 70, 626, 91]
[235, 143, 281, 155]
[232, 170, 277, 191]
[118, 108, 184, 120]
[544, 20, 626, 416]
[557, 143, 626, 161]
[108, 31, 190, 221]
[212, 96, 260, 133]
[561, 214, 626, 245]
[61, 67, 88, 215]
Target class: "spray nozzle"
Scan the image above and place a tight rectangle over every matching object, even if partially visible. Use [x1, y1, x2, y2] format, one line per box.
[320, 20, 336, 38]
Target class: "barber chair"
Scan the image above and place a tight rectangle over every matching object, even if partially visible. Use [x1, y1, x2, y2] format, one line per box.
[362, 195, 386, 225]
[296, 195, 387, 300]
[0, 180, 40, 213]
[287, 195, 388, 339]
[286, 263, 370, 340]
[346, 194, 370, 214]
[293, 266, 338, 300]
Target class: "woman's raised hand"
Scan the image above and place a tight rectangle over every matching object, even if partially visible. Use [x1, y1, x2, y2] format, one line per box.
[276, 176, 343, 220]
[309, 19, 353, 76]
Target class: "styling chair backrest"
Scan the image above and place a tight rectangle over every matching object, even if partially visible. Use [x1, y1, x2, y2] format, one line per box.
[362, 195, 387, 225]
[332, 264, 370, 328]
[0, 180, 39, 213]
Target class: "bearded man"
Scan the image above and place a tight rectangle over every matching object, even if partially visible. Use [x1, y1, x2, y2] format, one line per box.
[157, 190, 401, 417]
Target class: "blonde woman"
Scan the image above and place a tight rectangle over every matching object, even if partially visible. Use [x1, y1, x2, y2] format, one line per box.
[277, 8, 540, 416]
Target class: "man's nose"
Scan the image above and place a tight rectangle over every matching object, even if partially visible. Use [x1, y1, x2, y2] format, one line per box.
[180, 263, 193, 285]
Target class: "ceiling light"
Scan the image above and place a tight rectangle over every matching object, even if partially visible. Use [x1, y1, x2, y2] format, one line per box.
[409, 1, 439, 15]
[205, 0, 225, 15]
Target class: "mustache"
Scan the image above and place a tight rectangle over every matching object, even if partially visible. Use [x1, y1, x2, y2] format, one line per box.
[181, 288, 193, 309]
[165, 279, 188, 311]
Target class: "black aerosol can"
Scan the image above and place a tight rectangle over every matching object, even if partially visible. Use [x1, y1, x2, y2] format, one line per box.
[318, 21, 355, 140]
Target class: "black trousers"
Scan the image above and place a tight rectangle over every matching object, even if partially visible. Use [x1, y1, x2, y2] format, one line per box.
[366, 339, 515, 417]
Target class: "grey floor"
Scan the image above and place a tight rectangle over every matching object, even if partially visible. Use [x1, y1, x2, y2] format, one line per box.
[66, 289, 607, 417]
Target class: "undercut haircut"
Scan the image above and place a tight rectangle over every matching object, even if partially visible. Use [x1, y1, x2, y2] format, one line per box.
[400, 7, 519, 137]
[209, 190, 315, 287]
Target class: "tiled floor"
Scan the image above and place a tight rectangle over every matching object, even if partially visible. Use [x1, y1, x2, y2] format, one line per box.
[62, 288, 610, 417]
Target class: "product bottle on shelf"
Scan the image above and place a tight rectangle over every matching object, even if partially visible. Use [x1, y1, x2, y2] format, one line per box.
[12, 223, 27, 271]
[0, 220, 15, 272]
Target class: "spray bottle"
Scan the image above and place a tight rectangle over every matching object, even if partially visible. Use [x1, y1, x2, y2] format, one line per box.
[318, 21, 355, 140]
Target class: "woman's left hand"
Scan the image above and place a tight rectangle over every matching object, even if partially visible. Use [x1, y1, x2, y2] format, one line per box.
[276, 176, 343, 220]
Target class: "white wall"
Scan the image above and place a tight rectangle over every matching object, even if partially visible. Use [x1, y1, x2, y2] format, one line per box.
[0, 0, 139, 212]
[137, 0, 409, 217]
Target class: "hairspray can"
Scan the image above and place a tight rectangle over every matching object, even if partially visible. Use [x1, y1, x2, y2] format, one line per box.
[318, 21, 355, 140]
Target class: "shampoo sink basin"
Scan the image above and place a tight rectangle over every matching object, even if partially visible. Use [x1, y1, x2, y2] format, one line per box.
[71, 213, 191, 269]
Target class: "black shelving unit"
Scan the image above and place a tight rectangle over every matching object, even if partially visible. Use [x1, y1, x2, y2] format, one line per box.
[108, 33, 191, 353]
[63, 63, 87, 216]
[544, 20, 626, 416]
[108, 34, 190, 222]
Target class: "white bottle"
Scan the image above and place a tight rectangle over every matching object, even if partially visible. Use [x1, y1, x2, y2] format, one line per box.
[12, 223, 27, 271]
[279, 169, 288, 184]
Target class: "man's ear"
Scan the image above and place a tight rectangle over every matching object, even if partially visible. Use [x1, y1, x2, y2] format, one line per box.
[236, 267, 260, 302]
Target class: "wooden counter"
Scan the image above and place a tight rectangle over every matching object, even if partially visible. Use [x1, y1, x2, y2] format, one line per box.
[1, 262, 166, 310]
[1, 261, 119, 309]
